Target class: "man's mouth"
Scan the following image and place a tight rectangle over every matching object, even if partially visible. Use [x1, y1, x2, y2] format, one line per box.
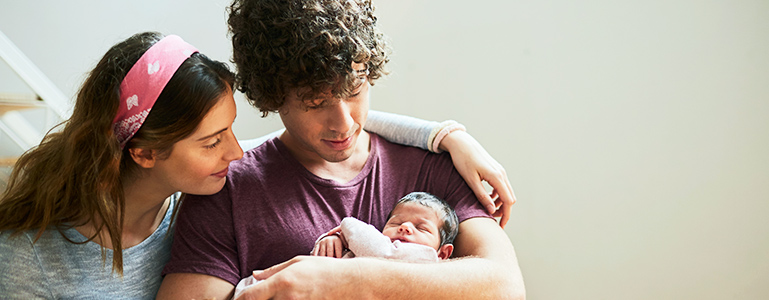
[322, 136, 353, 151]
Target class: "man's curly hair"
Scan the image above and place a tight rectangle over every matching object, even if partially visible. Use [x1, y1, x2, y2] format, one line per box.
[228, 0, 391, 116]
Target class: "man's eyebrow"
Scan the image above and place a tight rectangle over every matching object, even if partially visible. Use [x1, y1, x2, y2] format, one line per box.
[196, 128, 228, 141]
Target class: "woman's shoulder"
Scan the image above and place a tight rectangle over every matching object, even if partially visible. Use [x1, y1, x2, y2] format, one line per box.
[0, 230, 40, 272]
[0, 226, 100, 263]
[0, 229, 35, 249]
[0, 228, 81, 256]
[0, 230, 49, 297]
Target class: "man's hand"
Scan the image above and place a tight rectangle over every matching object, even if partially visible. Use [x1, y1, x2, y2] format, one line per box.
[234, 256, 362, 300]
[439, 130, 517, 228]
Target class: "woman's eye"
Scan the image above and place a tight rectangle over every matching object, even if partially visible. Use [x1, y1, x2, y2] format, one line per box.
[205, 139, 221, 149]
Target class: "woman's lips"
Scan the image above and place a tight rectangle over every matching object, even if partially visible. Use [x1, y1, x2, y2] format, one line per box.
[211, 166, 229, 178]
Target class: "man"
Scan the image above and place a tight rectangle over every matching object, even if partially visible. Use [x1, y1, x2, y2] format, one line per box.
[158, 0, 525, 299]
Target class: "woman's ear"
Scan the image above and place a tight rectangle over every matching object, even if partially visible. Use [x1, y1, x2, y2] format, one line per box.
[437, 243, 454, 260]
[128, 147, 157, 168]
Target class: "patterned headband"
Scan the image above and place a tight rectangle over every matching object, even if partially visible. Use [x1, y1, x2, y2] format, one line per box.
[112, 35, 198, 148]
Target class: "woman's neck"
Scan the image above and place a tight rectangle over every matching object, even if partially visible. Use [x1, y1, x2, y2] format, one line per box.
[76, 172, 175, 249]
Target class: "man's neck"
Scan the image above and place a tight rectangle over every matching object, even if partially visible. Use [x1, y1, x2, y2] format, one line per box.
[281, 130, 371, 184]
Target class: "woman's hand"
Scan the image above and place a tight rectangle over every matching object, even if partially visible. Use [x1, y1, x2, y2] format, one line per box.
[439, 130, 516, 228]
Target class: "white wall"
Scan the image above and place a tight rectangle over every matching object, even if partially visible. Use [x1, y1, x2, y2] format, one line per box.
[2, 1, 768, 299]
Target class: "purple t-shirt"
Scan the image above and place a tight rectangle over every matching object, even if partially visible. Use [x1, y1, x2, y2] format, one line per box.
[163, 134, 490, 285]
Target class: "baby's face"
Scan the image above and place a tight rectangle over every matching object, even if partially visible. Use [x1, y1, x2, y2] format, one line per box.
[382, 203, 443, 250]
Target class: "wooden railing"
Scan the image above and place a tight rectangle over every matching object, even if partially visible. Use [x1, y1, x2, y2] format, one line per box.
[1, 30, 71, 194]
[0, 30, 70, 120]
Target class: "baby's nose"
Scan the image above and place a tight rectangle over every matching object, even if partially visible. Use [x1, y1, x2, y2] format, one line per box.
[398, 222, 415, 234]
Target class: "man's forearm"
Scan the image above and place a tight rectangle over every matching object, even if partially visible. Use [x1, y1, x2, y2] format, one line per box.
[352, 255, 524, 299]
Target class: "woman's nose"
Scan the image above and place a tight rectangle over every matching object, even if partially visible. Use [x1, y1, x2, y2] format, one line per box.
[224, 130, 244, 162]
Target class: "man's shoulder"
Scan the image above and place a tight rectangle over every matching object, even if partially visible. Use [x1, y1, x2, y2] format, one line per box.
[370, 133, 452, 166]
[230, 137, 285, 172]
[370, 133, 430, 156]
[221, 136, 303, 197]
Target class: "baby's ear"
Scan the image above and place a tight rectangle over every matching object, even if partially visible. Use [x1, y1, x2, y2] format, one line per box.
[437, 244, 454, 260]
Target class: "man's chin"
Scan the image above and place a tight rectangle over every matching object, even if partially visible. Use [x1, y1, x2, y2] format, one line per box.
[320, 150, 355, 163]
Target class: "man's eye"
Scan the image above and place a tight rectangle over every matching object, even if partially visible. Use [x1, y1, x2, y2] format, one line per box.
[355, 68, 369, 81]
[304, 99, 324, 109]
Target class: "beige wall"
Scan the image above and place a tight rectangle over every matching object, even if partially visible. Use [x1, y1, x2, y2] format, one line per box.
[2, 1, 768, 299]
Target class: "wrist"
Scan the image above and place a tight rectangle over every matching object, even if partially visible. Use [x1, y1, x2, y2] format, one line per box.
[438, 129, 471, 153]
[431, 121, 466, 153]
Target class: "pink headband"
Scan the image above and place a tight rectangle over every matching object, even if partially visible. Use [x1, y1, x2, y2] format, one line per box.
[112, 35, 198, 148]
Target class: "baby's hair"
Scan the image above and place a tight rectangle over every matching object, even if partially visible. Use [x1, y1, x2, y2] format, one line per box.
[390, 192, 459, 246]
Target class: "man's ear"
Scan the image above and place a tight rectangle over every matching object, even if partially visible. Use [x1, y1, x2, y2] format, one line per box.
[437, 243, 454, 260]
[128, 147, 157, 169]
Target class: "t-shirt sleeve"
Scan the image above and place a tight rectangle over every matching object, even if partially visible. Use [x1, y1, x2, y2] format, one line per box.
[162, 185, 242, 286]
[425, 153, 493, 223]
[0, 232, 51, 298]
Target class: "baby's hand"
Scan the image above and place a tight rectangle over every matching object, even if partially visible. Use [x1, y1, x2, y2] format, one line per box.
[311, 234, 346, 258]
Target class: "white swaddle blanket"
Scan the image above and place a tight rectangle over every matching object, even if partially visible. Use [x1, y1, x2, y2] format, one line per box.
[335, 217, 439, 262]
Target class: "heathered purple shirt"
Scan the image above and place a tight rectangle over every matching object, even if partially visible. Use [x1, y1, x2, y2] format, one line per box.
[163, 134, 490, 285]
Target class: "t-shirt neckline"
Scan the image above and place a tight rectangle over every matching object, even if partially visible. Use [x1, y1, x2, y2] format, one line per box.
[270, 133, 381, 188]
[62, 194, 176, 254]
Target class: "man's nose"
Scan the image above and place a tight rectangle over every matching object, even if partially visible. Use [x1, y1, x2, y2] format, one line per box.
[326, 99, 355, 134]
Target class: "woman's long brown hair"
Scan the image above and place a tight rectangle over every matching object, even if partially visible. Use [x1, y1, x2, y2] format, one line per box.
[0, 32, 234, 275]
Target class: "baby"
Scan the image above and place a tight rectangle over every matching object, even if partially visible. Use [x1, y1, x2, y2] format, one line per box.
[232, 192, 458, 299]
[312, 191, 459, 262]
